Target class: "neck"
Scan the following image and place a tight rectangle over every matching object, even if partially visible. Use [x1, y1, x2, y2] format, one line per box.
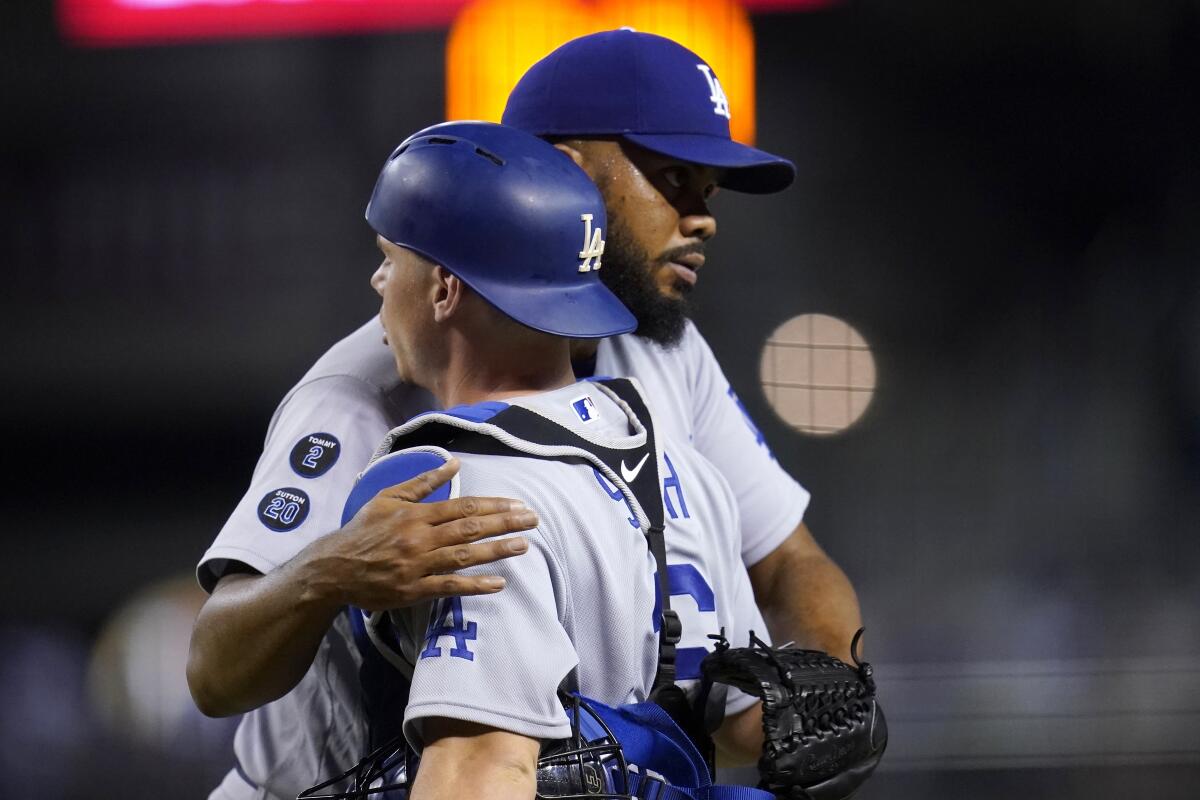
[431, 330, 577, 410]
[569, 338, 600, 361]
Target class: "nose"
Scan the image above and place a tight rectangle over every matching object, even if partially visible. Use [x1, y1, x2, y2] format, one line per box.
[370, 260, 387, 296]
[680, 210, 716, 242]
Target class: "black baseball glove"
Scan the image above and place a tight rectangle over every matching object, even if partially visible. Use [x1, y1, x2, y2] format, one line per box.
[699, 629, 886, 800]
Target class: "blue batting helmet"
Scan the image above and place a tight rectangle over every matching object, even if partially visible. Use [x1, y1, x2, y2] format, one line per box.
[366, 121, 636, 339]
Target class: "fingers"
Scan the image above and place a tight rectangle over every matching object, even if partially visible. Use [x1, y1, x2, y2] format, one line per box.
[427, 536, 530, 575]
[422, 494, 531, 526]
[430, 507, 539, 548]
[356, 572, 510, 612]
[378, 457, 461, 503]
[412, 573, 509, 601]
[370, 458, 534, 532]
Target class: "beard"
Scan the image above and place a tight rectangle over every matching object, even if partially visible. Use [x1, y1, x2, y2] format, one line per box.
[600, 215, 694, 348]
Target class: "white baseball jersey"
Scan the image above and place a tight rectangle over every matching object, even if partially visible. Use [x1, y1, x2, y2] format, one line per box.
[354, 380, 763, 750]
[200, 317, 808, 800]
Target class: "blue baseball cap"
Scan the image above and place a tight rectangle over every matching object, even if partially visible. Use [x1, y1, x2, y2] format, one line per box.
[502, 29, 795, 195]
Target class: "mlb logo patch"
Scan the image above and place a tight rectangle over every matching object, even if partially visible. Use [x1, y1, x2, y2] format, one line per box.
[571, 395, 599, 424]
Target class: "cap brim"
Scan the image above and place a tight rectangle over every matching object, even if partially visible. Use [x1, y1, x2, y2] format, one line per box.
[623, 132, 796, 194]
[465, 271, 638, 340]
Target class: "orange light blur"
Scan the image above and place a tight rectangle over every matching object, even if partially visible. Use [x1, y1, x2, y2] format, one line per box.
[446, 0, 756, 144]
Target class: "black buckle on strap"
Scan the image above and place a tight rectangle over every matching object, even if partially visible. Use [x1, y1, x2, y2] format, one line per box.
[662, 609, 682, 646]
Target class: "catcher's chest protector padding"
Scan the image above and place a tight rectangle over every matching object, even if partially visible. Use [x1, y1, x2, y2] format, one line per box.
[380, 378, 686, 696]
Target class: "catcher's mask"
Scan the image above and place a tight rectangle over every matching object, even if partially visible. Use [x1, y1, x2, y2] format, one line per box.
[298, 693, 632, 800]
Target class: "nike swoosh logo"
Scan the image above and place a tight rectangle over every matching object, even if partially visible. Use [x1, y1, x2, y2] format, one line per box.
[621, 452, 650, 483]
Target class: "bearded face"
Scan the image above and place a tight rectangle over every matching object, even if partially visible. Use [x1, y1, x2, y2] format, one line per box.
[599, 213, 694, 348]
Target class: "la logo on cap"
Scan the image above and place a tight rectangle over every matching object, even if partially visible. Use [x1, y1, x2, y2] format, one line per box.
[696, 64, 731, 119]
[578, 213, 605, 272]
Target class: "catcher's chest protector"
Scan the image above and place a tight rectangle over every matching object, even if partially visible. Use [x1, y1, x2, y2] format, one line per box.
[374, 379, 772, 800]
[378, 378, 685, 696]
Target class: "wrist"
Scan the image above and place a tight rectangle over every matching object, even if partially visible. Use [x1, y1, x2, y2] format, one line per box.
[289, 531, 352, 611]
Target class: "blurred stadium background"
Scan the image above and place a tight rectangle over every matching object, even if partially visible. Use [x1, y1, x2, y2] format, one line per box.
[2, 1, 1198, 797]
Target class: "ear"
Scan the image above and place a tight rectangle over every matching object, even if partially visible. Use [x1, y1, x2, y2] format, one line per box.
[431, 266, 465, 323]
[553, 140, 587, 170]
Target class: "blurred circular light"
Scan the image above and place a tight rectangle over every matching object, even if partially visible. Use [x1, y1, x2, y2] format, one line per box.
[87, 575, 230, 750]
[759, 313, 876, 435]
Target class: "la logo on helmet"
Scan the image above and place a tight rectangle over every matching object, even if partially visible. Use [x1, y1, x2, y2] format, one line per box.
[578, 213, 605, 272]
[696, 64, 731, 119]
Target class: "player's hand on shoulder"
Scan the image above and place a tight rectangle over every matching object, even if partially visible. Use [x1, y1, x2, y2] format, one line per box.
[301, 457, 538, 612]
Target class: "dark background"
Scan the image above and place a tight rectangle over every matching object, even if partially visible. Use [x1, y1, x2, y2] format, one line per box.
[2, 1, 1198, 797]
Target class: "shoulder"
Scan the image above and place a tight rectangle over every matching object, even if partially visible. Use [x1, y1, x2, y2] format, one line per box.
[678, 319, 716, 356]
[278, 318, 431, 415]
[606, 319, 709, 355]
[662, 427, 736, 496]
[300, 317, 402, 391]
[602, 322, 714, 384]
[273, 336, 435, 438]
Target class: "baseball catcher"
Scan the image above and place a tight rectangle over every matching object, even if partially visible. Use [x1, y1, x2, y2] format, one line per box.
[699, 628, 887, 800]
[295, 120, 777, 800]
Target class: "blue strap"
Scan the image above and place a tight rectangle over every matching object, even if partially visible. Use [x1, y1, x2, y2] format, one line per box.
[630, 772, 775, 800]
[700, 786, 777, 800]
[578, 696, 773, 800]
[579, 696, 708, 788]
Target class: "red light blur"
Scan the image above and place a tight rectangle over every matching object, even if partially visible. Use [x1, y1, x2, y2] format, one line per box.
[58, 0, 840, 48]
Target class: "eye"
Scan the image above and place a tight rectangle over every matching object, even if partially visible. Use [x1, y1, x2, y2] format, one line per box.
[661, 166, 687, 189]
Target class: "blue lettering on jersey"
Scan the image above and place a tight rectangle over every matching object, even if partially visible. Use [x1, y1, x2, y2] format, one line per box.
[420, 597, 477, 661]
[651, 564, 716, 679]
[666, 564, 716, 612]
[593, 468, 639, 528]
[662, 452, 690, 520]
[727, 386, 774, 457]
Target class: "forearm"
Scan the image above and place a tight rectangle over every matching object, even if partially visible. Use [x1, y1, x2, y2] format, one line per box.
[749, 523, 863, 663]
[188, 458, 537, 717]
[714, 702, 763, 767]
[186, 539, 345, 717]
[410, 720, 538, 800]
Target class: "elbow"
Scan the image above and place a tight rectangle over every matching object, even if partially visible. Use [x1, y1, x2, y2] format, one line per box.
[188, 687, 229, 720]
[186, 637, 240, 718]
[186, 657, 225, 718]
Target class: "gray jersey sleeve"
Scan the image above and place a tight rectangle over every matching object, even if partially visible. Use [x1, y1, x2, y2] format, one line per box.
[682, 323, 811, 566]
[400, 527, 577, 749]
[197, 375, 394, 591]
